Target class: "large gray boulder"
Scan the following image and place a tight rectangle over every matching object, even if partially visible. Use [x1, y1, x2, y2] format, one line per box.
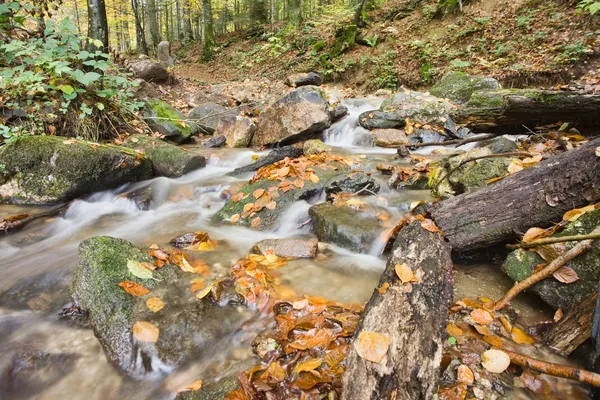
[430, 71, 500, 104]
[371, 129, 409, 147]
[189, 103, 238, 135]
[71, 236, 251, 379]
[0, 136, 153, 204]
[285, 72, 323, 88]
[143, 99, 198, 143]
[124, 134, 206, 178]
[130, 59, 169, 83]
[251, 86, 332, 146]
[215, 114, 256, 148]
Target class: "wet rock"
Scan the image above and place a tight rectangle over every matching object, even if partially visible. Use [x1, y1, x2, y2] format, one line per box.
[371, 129, 409, 147]
[176, 375, 241, 400]
[477, 137, 518, 154]
[308, 203, 384, 253]
[169, 232, 210, 248]
[430, 71, 500, 104]
[325, 172, 380, 199]
[189, 103, 237, 135]
[0, 350, 78, 399]
[358, 110, 406, 130]
[143, 99, 198, 143]
[125, 134, 206, 178]
[157, 41, 174, 68]
[71, 236, 251, 378]
[353, 131, 376, 147]
[215, 115, 256, 148]
[381, 90, 456, 123]
[202, 135, 226, 148]
[303, 139, 328, 155]
[374, 89, 392, 97]
[252, 238, 318, 258]
[502, 209, 600, 311]
[251, 86, 332, 146]
[285, 72, 323, 88]
[228, 146, 303, 176]
[130, 59, 169, 83]
[0, 136, 153, 204]
[125, 186, 154, 210]
[0, 107, 28, 122]
[331, 105, 349, 121]
[0, 270, 72, 313]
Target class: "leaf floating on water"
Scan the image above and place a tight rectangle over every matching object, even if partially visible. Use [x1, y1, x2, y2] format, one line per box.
[171, 250, 196, 273]
[457, 364, 474, 385]
[354, 331, 391, 363]
[132, 321, 159, 343]
[127, 259, 154, 280]
[552, 266, 579, 284]
[293, 357, 323, 374]
[118, 280, 150, 296]
[177, 379, 203, 392]
[481, 349, 510, 373]
[511, 327, 534, 345]
[471, 309, 494, 325]
[146, 297, 164, 312]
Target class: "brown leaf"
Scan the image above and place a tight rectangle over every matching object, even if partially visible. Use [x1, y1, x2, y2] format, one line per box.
[446, 323, 464, 337]
[251, 217, 261, 228]
[474, 325, 491, 336]
[395, 263, 414, 283]
[552, 266, 579, 284]
[438, 383, 467, 400]
[483, 335, 504, 348]
[457, 365, 474, 385]
[132, 321, 159, 343]
[378, 282, 390, 294]
[553, 308, 563, 323]
[118, 281, 149, 296]
[511, 327, 534, 345]
[293, 357, 323, 373]
[420, 218, 442, 233]
[148, 248, 169, 261]
[266, 362, 286, 382]
[354, 331, 391, 363]
[471, 309, 494, 325]
[253, 188, 265, 199]
[522, 227, 548, 243]
[178, 379, 203, 392]
[146, 297, 164, 312]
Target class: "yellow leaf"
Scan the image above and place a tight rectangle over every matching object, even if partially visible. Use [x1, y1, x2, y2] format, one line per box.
[446, 323, 463, 337]
[190, 278, 206, 292]
[354, 331, 391, 363]
[395, 263, 414, 283]
[378, 282, 390, 294]
[309, 173, 319, 183]
[293, 357, 323, 373]
[132, 321, 159, 343]
[457, 364, 474, 385]
[562, 204, 596, 222]
[596, 146, 600, 157]
[196, 283, 213, 300]
[521, 155, 542, 167]
[507, 161, 524, 174]
[146, 297, 164, 312]
[511, 327, 534, 345]
[253, 188, 265, 199]
[178, 379, 203, 392]
[471, 309, 494, 325]
[483, 335, 504, 348]
[346, 198, 367, 207]
[266, 201, 277, 210]
[265, 254, 278, 263]
[488, 175, 506, 184]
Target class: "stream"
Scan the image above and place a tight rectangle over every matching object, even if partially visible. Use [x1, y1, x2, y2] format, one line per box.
[0, 97, 592, 399]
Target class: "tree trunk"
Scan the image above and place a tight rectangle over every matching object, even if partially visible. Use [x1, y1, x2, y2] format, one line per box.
[430, 138, 600, 252]
[453, 89, 600, 133]
[287, 0, 302, 28]
[250, 0, 267, 24]
[353, 0, 368, 26]
[146, 0, 160, 54]
[341, 221, 453, 399]
[131, 0, 148, 54]
[183, 0, 193, 40]
[201, 0, 215, 60]
[87, 0, 109, 49]
[73, 0, 81, 34]
[543, 292, 596, 357]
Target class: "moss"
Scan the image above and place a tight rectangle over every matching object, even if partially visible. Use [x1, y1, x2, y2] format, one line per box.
[303, 139, 328, 155]
[430, 71, 499, 103]
[313, 40, 326, 52]
[329, 25, 357, 58]
[144, 99, 197, 143]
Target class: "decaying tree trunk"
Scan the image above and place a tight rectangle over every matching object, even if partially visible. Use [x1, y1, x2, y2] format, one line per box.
[430, 138, 600, 252]
[341, 221, 453, 400]
[543, 291, 596, 357]
[453, 89, 600, 132]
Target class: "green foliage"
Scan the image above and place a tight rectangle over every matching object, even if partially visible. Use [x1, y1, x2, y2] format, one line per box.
[364, 34, 379, 47]
[449, 59, 471, 69]
[577, 0, 600, 15]
[419, 62, 440, 83]
[554, 41, 591, 64]
[516, 8, 537, 30]
[0, 2, 143, 142]
[373, 50, 398, 90]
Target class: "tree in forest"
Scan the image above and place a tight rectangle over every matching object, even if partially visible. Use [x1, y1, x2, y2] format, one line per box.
[87, 0, 109, 48]
[287, 0, 302, 29]
[201, 0, 215, 59]
[145, 0, 160, 54]
[131, 0, 148, 54]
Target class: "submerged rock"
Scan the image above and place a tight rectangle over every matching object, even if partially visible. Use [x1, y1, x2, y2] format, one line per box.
[308, 203, 384, 253]
[125, 134, 206, 178]
[430, 71, 500, 103]
[0, 136, 152, 204]
[227, 146, 303, 176]
[71, 236, 250, 379]
[189, 103, 237, 135]
[252, 238, 318, 258]
[215, 115, 256, 148]
[0, 270, 72, 313]
[303, 139, 328, 155]
[251, 86, 332, 146]
[325, 172, 380, 199]
[502, 209, 600, 311]
[143, 99, 198, 143]
[285, 72, 323, 88]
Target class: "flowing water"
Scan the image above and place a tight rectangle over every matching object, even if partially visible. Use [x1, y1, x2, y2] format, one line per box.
[0, 98, 592, 399]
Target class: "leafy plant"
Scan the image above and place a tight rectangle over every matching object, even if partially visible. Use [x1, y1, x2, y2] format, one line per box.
[373, 51, 398, 90]
[449, 59, 471, 69]
[577, 0, 600, 15]
[554, 41, 591, 64]
[364, 34, 378, 47]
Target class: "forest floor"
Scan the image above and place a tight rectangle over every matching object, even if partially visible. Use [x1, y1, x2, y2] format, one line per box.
[169, 0, 600, 94]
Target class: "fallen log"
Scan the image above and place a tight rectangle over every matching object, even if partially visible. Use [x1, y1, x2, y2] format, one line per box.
[0, 203, 70, 234]
[543, 291, 596, 357]
[430, 138, 600, 252]
[341, 221, 453, 399]
[453, 89, 600, 132]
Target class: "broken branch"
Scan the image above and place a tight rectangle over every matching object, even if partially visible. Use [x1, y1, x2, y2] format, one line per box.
[507, 232, 600, 249]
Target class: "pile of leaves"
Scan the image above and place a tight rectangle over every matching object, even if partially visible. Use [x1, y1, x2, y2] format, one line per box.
[0, 1, 145, 142]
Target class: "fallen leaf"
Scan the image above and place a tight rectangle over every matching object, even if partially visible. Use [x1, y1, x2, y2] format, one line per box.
[178, 379, 203, 392]
[562, 204, 596, 222]
[146, 297, 164, 312]
[196, 283, 213, 300]
[483, 335, 504, 348]
[439, 383, 467, 400]
[446, 323, 463, 337]
[253, 188, 265, 199]
[457, 365, 474, 385]
[230, 214, 241, 223]
[508, 161, 524, 174]
[354, 331, 391, 363]
[474, 325, 491, 336]
[596, 146, 600, 157]
[471, 309, 494, 325]
[191, 278, 206, 292]
[127, 259, 154, 280]
[378, 282, 390, 294]
[554, 308, 563, 323]
[266, 361, 286, 382]
[132, 321, 159, 343]
[420, 218, 441, 233]
[293, 357, 323, 373]
[395, 263, 414, 283]
[251, 217, 261, 228]
[119, 280, 149, 296]
[481, 349, 510, 373]
[266, 201, 277, 210]
[511, 327, 534, 344]
[265, 253, 278, 263]
[171, 251, 196, 273]
[309, 173, 319, 183]
[553, 266, 579, 284]
[522, 227, 547, 243]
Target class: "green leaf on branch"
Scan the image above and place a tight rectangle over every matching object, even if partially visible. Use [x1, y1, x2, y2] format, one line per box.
[73, 70, 101, 85]
[58, 85, 74, 95]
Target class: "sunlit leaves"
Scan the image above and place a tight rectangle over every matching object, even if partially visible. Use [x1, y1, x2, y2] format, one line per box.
[132, 321, 159, 343]
[177, 379, 203, 393]
[118, 280, 149, 296]
[146, 297, 164, 312]
[470, 309, 494, 325]
[511, 327, 534, 344]
[354, 331, 391, 363]
[293, 357, 323, 373]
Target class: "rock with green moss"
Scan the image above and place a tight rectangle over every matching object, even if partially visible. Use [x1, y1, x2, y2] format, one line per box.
[71, 236, 251, 379]
[308, 203, 385, 253]
[0, 136, 153, 204]
[502, 209, 600, 311]
[124, 134, 206, 178]
[430, 71, 500, 103]
[143, 99, 198, 143]
[329, 25, 357, 58]
[176, 376, 240, 400]
[303, 139, 328, 155]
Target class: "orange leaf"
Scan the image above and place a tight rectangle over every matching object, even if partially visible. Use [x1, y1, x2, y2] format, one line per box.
[309, 173, 319, 183]
[439, 384, 467, 400]
[293, 357, 323, 373]
[483, 335, 503, 348]
[522, 227, 548, 243]
[446, 323, 463, 337]
[354, 331, 391, 363]
[178, 379, 203, 392]
[251, 217, 261, 228]
[471, 309, 494, 325]
[511, 327, 534, 345]
[378, 282, 390, 294]
[253, 188, 265, 199]
[552, 266, 579, 284]
[230, 213, 241, 222]
[474, 325, 491, 336]
[266, 201, 277, 210]
[457, 365, 474, 385]
[132, 321, 159, 343]
[118, 281, 149, 296]
[554, 308, 563, 323]
[146, 297, 164, 312]
[395, 263, 414, 283]
[191, 278, 206, 292]
[420, 218, 442, 233]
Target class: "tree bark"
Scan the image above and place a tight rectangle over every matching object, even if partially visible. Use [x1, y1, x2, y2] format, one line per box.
[146, 0, 160, 54]
[131, 0, 148, 54]
[287, 0, 302, 28]
[341, 221, 453, 400]
[453, 89, 600, 132]
[430, 138, 600, 252]
[87, 0, 109, 49]
[201, 0, 215, 60]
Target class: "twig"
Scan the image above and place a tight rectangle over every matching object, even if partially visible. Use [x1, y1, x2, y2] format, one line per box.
[492, 226, 600, 311]
[504, 350, 600, 387]
[432, 152, 533, 189]
[403, 133, 506, 149]
[296, 219, 311, 230]
[0, 202, 71, 234]
[507, 232, 600, 249]
[353, 184, 378, 196]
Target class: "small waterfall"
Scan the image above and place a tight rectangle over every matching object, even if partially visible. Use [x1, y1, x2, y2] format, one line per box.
[324, 97, 384, 148]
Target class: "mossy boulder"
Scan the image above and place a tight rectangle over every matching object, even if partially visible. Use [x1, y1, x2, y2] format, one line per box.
[0, 136, 153, 204]
[430, 71, 500, 103]
[143, 99, 198, 143]
[71, 236, 251, 378]
[502, 209, 600, 311]
[176, 375, 240, 400]
[124, 134, 206, 178]
[330, 25, 358, 58]
[308, 203, 385, 253]
[303, 139, 328, 155]
[324, 172, 380, 199]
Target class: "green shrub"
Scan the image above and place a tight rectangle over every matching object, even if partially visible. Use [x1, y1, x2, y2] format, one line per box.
[578, 0, 600, 15]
